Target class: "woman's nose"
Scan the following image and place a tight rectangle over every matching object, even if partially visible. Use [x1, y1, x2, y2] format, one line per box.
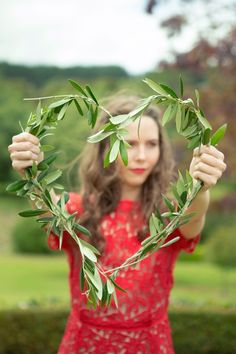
[135, 145, 146, 160]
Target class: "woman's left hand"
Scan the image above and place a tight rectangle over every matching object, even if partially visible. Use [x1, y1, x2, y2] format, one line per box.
[189, 145, 227, 192]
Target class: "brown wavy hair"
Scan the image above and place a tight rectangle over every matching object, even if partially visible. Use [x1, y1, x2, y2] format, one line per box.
[78, 95, 176, 254]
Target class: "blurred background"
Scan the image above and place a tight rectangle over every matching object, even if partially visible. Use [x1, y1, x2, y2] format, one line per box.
[0, 0, 236, 353]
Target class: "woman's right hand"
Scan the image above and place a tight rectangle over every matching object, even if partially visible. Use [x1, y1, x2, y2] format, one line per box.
[8, 132, 44, 177]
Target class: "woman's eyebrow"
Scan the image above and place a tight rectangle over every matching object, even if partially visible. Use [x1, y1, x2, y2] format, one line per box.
[126, 138, 159, 142]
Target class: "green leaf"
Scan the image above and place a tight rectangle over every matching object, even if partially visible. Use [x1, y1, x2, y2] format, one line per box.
[211, 124, 227, 146]
[87, 130, 114, 143]
[110, 114, 129, 125]
[53, 183, 64, 190]
[6, 180, 27, 192]
[120, 140, 128, 166]
[180, 191, 188, 204]
[159, 83, 178, 98]
[57, 103, 70, 121]
[84, 247, 97, 262]
[19, 209, 48, 217]
[109, 139, 120, 163]
[40, 145, 54, 152]
[176, 104, 182, 133]
[74, 223, 91, 237]
[101, 282, 108, 305]
[162, 104, 176, 126]
[87, 105, 97, 128]
[196, 111, 212, 130]
[48, 98, 73, 109]
[103, 149, 111, 168]
[172, 184, 184, 207]
[68, 80, 87, 96]
[85, 85, 98, 104]
[93, 267, 103, 300]
[149, 215, 156, 237]
[143, 78, 167, 96]
[151, 213, 162, 233]
[176, 170, 185, 195]
[140, 242, 157, 257]
[30, 161, 37, 178]
[178, 212, 196, 225]
[185, 170, 193, 190]
[181, 124, 198, 138]
[179, 74, 184, 97]
[74, 99, 84, 116]
[187, 134, 201, 149]
[202, 128, 211, 145]
[113, 289, 119, 308]
[80, 267, 85, 291]
[162, 194, 175, 212]
[107, 279, 115, 295]
[39, 152, 60, 167]
[84, 258, 95, 274]
[44, 170, 62, 185]
[86, 269, 101, 295]
[36, 100, 41, 123]
[36, 216, 54, 223]
[160, 236, 180, 248]
[109, 276, 127, 293]
[80, 239, 100, 255]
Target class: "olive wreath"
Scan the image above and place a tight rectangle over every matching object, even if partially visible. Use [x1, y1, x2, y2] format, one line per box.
[6, 77, 227, 308]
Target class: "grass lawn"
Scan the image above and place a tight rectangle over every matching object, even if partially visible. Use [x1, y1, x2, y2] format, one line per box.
[0, 194, 235, 311]
[0, 253, 236, 310]
[0, 254, 69, 309]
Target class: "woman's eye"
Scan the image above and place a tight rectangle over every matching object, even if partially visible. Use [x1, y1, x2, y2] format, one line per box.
[126, 141, 136, 147]
[147, 141, 158, 147]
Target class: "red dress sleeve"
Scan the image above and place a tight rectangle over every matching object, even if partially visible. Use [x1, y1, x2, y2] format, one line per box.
[47, 192, 83, 252]
[167, 226, 200, 254]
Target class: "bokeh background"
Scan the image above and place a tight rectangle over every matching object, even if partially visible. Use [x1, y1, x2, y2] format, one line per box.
[0, 1, 236, 353]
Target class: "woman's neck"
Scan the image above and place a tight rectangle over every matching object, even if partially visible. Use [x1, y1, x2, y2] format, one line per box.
[120, 185, 141, 201]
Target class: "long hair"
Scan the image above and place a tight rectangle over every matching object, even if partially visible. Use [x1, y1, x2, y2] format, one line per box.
[78, 95, 176, 253]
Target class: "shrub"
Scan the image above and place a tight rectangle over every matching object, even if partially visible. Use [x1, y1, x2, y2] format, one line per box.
[205, 225, 236, 267]
[0, 309, 236, 354]
[201, 211, 236, 244]
[11, 218, 55, 254]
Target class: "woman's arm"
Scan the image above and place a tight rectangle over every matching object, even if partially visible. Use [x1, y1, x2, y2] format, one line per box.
[179, 145, 226, 239]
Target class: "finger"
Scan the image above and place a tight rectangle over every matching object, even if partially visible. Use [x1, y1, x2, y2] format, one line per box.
[12, 159, 35, 171]
[10, 151, 39, 161]
[199, 153, 226, 172]
[8, 142, 41, 154]
[192, 171, 217, 190]
[195, 161, 223, 179]
[193, 145, 224, 160]
[12, 132, 40, 146]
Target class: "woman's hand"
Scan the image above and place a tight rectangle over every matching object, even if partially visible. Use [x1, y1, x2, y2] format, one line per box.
[189, 145, 227, 192]
[8, 132, 44, 177]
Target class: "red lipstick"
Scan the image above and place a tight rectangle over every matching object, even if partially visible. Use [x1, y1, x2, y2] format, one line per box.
[130, 168, 146, 174]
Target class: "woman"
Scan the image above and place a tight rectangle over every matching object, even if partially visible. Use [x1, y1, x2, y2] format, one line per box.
[8, 95, 226, 353]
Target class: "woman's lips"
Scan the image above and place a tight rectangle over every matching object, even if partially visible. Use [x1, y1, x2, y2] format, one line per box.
[130, 168, 147, 174]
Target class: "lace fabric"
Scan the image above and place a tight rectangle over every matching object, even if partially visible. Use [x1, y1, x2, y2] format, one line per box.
[48, 193, 200, 354]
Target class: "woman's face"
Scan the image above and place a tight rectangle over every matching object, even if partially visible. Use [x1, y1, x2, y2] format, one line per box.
[117, 115, 160, 196]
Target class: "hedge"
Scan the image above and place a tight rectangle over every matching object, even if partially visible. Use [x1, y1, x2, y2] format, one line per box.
[0, 309, 235, 353]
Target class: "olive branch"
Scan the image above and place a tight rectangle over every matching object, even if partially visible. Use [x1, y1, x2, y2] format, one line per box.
[6, 77, 227, 308]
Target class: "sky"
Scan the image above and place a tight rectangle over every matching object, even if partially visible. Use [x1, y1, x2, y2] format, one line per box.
[0, 0, 234, 75]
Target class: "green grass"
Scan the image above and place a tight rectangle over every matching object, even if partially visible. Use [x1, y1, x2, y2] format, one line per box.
[0, 254, 69, 309]
[171, 261, 236, 308]
[1, 195, 236, 311]
[0, 195, 28, 253]
[0, 253, 236, 310]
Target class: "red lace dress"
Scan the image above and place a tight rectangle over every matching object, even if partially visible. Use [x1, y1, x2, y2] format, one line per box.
[48, 192, 200, 354]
